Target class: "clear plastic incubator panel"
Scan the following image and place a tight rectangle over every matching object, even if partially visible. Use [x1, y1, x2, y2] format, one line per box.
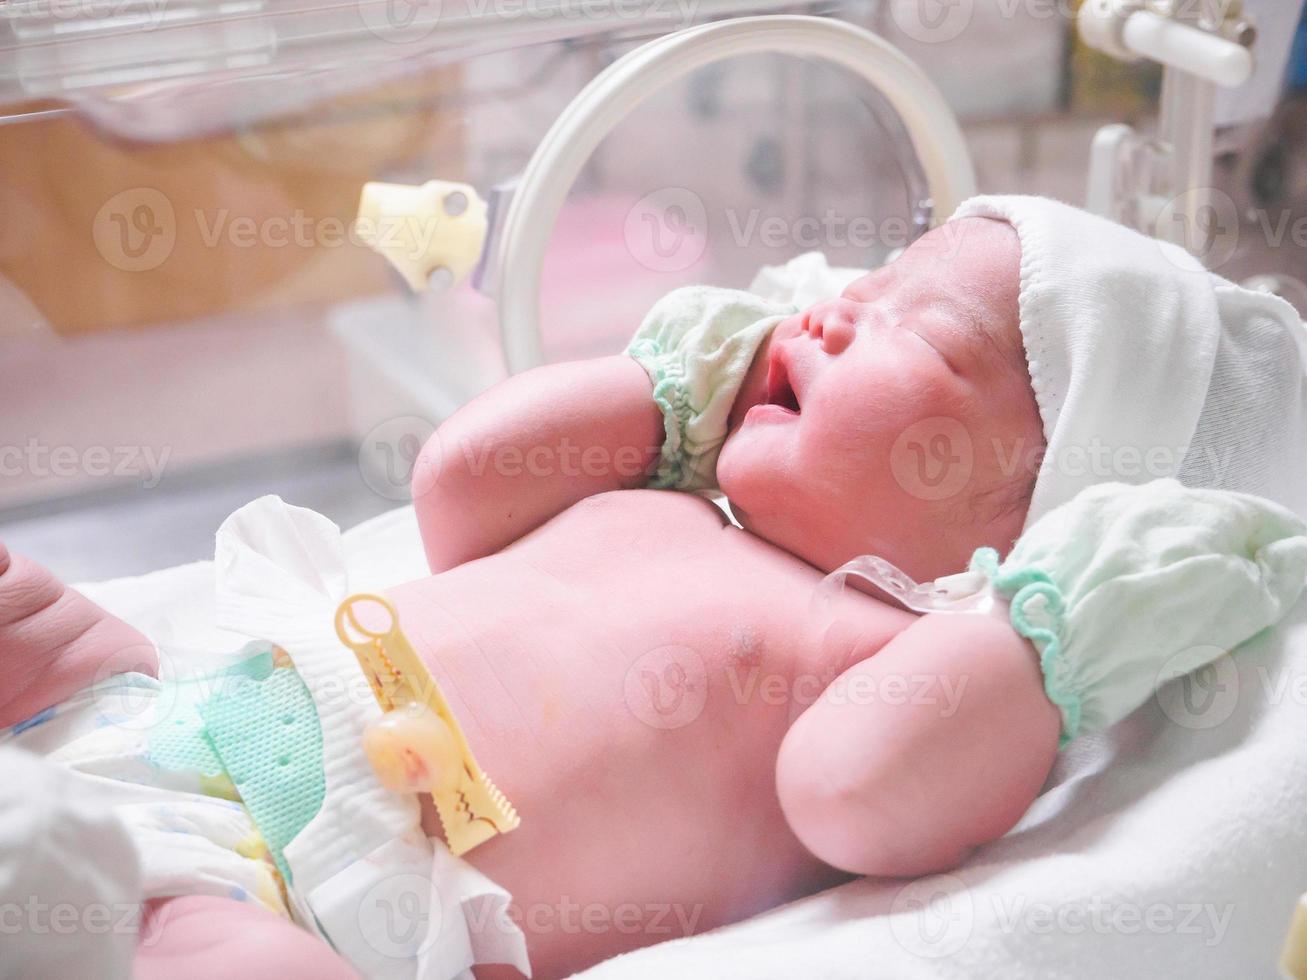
[0, 0, 940, 527]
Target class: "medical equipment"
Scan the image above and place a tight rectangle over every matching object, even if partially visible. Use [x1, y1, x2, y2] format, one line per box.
[356, 14, 976, 372]
[335, 592, 520, 856]
[1078, 0, 1293, 263]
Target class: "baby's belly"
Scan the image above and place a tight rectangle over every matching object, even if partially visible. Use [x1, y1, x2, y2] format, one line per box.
[384, 506, 865, 976]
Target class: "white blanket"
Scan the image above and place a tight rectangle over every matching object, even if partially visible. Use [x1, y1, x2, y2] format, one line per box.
[79, 501, 1307, 979]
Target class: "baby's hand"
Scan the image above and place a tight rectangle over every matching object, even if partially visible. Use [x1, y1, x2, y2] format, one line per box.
[625, 285, 795, 491]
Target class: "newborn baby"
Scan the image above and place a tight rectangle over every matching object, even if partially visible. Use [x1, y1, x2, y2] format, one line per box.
[3, 196, 1305, 980]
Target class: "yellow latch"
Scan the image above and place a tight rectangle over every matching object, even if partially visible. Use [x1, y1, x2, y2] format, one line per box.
[355, 180, 488, 292]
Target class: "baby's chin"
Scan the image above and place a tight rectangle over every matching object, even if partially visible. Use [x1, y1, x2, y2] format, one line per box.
[716, 425, 779, 510]
[716, 431, 811, 550]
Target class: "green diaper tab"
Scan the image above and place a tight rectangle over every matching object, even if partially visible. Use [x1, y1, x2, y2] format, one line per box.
[150, 644, 325, 882]
[150, 644, 276, 783]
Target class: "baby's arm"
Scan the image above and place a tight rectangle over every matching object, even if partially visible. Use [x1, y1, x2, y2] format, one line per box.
[413, 356, 663, 572]
[776, 611, 1061, 877]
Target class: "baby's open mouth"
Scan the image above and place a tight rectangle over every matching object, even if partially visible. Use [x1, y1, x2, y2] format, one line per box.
[766, 352, 801, 415]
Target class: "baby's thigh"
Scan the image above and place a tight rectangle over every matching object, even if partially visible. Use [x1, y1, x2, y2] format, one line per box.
[135, 895, 357, 980]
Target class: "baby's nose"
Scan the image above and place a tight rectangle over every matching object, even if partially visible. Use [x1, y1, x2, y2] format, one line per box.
[802, 300, 859, 355]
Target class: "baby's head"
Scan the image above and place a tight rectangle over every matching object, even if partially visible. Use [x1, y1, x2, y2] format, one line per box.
[718, 195, 1307, 582]
[718, 216, 1041, 581]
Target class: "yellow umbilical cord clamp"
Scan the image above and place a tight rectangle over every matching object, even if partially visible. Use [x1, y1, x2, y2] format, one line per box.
[334, 594, 520, 856]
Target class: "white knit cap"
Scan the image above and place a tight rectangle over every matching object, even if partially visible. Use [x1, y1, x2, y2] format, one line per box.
[950, 195, 1307, 526]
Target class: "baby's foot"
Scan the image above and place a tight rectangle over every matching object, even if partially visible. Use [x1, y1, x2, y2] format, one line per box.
[0, 541, 156, 729]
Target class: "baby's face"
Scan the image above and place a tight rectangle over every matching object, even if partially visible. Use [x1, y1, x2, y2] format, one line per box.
[717, 216, 1042, 582]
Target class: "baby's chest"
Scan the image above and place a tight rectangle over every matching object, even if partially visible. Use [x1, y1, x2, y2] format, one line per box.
[396, 491, 909, 755]
[500, 491, 878, 676]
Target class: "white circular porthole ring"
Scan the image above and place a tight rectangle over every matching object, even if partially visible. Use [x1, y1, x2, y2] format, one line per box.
[496, 15, 977, 373]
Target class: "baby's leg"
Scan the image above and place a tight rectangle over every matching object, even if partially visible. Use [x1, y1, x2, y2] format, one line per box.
[136, 895, 357, 980]
[0, 541, 156, 728]
[777, 611, 1061, 877]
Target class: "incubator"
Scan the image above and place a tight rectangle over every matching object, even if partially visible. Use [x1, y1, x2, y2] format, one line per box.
[4, 2, 1307, 977]
[0, 0, 1073, 532]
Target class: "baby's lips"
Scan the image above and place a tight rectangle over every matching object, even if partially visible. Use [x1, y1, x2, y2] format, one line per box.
[764, 348, 789, 408]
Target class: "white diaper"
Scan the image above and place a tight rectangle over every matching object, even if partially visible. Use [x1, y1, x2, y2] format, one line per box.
[2, 671, 290, 916]
[3, 496, 530, 980]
